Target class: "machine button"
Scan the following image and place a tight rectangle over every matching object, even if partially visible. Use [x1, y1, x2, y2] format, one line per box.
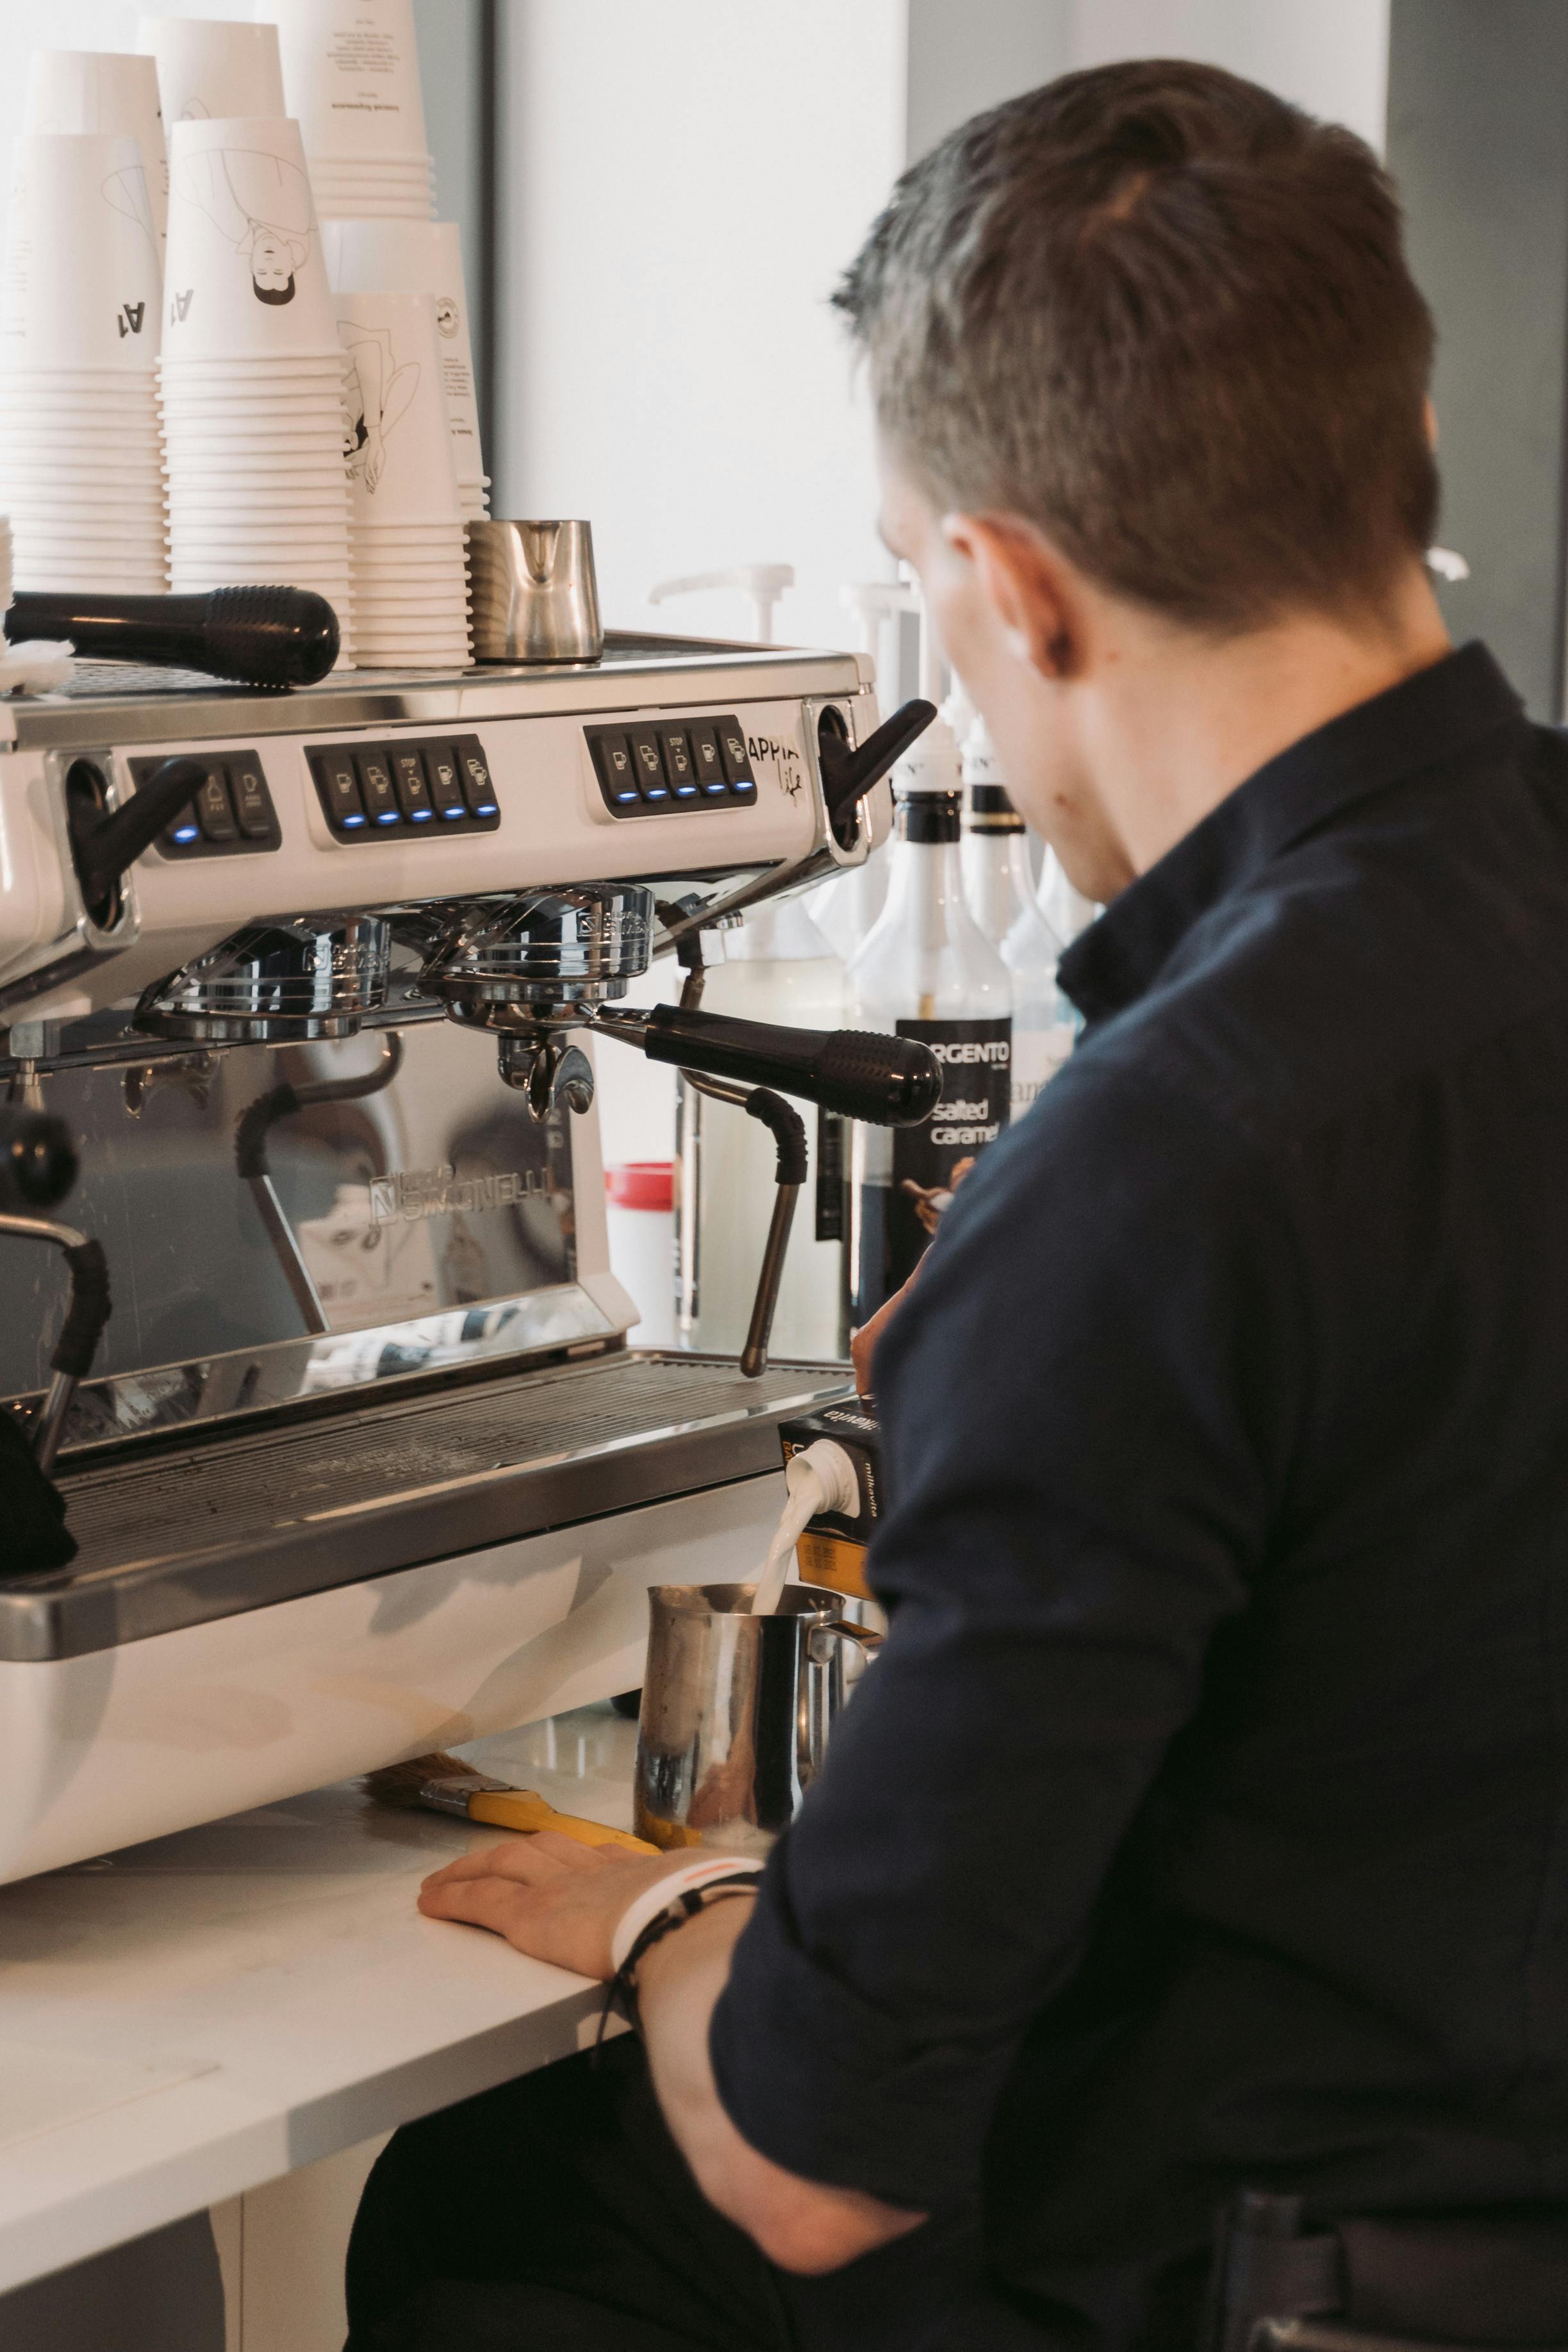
[657, 726, 699, 798]
[689, 720, 726, 793]
[390, 745, 434, 822]
[196, 766, 238, 843]
[229, 756, 275, 841]
[161, 797, 201, 849]
[717, 716, 754, 789]
[426, 744, 468, 820]
[592, 730, 640, 805]
[627, 727, 669, 801]
[356, 748, 401, 827]
[312, 749, 367, 831]
[458, 738, 499, 818]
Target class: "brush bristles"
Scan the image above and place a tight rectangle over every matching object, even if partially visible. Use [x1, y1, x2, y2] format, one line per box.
[361, 1750, 474, 1805]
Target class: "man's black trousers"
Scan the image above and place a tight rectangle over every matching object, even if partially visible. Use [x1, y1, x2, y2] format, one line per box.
[343, 2035, 1050, 2352]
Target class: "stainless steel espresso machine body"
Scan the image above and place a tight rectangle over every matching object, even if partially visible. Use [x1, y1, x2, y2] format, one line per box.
[0, 631, 890, 1884]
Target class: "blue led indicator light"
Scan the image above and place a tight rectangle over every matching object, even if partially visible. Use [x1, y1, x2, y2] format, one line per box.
[474, 800, 498, 816]
[410, 809, 433, 822]
[172, 823, 199, 843]
[704, 781, 728, 795]
[342, 813, 367, 828]
[376, 812, 400, 825]
[675, 784, 698, 798]
[442, 806, 464, 819]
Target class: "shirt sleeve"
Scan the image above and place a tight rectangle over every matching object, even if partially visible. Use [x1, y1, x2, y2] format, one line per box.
[707, 1060, 1305, 2210]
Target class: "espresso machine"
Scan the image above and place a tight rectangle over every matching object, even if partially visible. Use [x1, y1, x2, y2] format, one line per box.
[0, 631, 937, 1885]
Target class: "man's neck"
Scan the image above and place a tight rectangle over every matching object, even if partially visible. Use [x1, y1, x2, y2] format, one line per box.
[1080, 565, 1453, 885]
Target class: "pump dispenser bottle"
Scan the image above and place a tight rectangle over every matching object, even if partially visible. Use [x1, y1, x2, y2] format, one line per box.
[962, 711, 1077, 1114]
[847, 631, 1011, 1322]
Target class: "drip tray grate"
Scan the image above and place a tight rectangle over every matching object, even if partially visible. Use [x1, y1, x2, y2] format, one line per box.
[2, 1354, 852, 1662]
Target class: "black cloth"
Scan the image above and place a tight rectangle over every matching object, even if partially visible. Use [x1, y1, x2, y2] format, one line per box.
[343, 2037, 1047, 2351]
[0, 1404, 75, 1570]
[708, 642, 1568, 2344]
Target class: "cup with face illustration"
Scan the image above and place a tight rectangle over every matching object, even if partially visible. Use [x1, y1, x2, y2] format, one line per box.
[24, 49, 169, 244]
[1, 133, 162, 369]
[138, 19, 285, 135]
[162, 115, 335, 359]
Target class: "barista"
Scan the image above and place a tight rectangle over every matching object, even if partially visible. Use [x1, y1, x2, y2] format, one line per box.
[347, 60, 1568, 2352]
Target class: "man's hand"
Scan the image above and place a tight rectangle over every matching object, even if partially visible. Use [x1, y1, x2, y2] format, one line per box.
[417, 1830, 927, 2272]
[417, 1832, 700, 1979]
[850, 1269, 918, 1394]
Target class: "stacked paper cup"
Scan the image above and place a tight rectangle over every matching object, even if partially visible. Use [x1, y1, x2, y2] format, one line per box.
[0, 133, 167, 595]
[325, 220, 488, 519]
[160, 114, 352, 661]
[138, 17, 286, 133]
[270, 0, 436, 222]
[24, 49, 169, 248]
[338, 290, 469, 667]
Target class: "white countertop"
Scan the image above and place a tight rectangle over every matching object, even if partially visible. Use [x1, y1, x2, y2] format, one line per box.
[0, 1705, 641, 2295]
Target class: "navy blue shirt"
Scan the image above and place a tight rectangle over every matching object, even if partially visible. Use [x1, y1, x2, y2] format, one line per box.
[710, 643, 1568, 2331]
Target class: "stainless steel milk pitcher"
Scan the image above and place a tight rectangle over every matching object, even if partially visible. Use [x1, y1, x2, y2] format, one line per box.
[634, 1582, 881, 1853]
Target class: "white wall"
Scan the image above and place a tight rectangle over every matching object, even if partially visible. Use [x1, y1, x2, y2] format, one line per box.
[493, 0, 908, 654]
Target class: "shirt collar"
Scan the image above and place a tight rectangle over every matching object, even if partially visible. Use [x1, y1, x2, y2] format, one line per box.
[1058, 641, 1526, 1024]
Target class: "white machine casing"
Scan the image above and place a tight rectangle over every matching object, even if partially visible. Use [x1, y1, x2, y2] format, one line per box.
[0, 633, 884, 1883]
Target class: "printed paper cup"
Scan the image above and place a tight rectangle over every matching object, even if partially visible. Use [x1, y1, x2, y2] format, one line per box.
[1, 133, 161, 369]
[163, 116, 333, 360]
[138, 18, 285, 132]
[24, 50, 169, 243]
[272, 0, 429, 159]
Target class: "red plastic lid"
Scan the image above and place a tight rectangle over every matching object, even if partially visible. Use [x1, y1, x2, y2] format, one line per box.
[605, 1161, 673, 1212]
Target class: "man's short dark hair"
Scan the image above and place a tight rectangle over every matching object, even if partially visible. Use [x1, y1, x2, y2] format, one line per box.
[253, 274, 296, 305]
[835, 61, 1439, 631]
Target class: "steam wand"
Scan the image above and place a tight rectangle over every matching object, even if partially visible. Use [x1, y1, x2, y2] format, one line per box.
[0, 1214, 112, 1473]
[233, 1035, 405, 1337]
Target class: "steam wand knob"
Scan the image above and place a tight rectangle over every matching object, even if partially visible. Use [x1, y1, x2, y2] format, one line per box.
[66, 755, 210, 932]
[817, 697, 937, 849]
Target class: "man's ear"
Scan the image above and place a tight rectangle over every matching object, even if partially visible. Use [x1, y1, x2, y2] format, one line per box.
[939, 512, 1077, 677]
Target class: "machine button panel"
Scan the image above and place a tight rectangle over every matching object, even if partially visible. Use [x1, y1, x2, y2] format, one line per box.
[308, 734, 500, 843]
[588, 715, 759, 817]
[145, 750, 281, 859]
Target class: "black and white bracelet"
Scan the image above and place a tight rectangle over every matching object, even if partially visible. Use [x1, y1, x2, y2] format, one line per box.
[603, 1859, 764, 2032]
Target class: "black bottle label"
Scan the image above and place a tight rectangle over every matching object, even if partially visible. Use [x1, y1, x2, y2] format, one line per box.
[854, 1018, 1011, 1317]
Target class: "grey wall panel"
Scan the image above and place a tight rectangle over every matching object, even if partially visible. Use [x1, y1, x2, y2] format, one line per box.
[1387, 0, 1568, 718]
[906, 0, 1073, 163]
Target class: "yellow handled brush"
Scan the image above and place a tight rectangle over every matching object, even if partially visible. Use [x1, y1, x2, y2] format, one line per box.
[365, 1750, 657, 1855]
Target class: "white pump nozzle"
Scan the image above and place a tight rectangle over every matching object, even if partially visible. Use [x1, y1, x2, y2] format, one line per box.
[648, 563, 795, 644]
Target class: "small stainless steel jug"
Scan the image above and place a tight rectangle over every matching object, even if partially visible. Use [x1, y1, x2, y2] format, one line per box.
[466, 518, 604, 663]
[634, 1582, 881, 1854]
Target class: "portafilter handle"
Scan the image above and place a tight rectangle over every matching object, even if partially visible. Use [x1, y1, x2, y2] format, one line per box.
[0, 1106, 78, 1214]
[594, 1003, 942, 1126]
[6, 586, 340, 689]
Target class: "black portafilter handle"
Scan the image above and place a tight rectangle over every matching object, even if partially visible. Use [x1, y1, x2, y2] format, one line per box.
[67, 754, 210, 930]
[0, 1107, 78, 1213]
[5, 585, 340, 688]
[611, 1004, 943, 1126]
[818, 698, 937, 847]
